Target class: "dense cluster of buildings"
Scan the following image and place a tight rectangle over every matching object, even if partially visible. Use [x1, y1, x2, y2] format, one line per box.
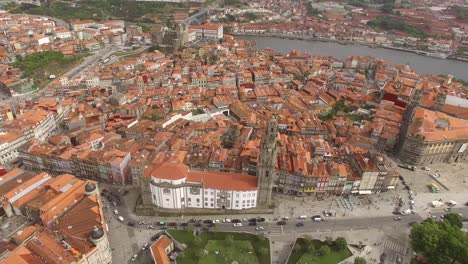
[0, 34, 465, 214]
[0, 9, 466, 215]
[0, 169, 111, 263]
[0, 12, 149, 97]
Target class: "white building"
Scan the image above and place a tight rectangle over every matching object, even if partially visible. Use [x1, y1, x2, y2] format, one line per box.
[145, 162, 258, 210]
[189, 23, 223, 39]
[1, 109, 57, 142]
[54, 28, 73, 39]
[0, 131, 27, 166]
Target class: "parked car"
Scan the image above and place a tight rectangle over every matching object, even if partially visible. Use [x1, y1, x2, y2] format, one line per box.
[248, 222, 257, 226]
[224, 219, 231, 223]
[277, 221, 286, 225]
[255, 226, 265, 231]
[203, 219, 213, 224]
[127, 221, 135, 227]
[296, 222, 304, 227]
[248, 218, 257, 222]
[113, 209, 119, 215]
[233, 223, 243, 227]
[257, 217, 266, 222]
[393, 217, 402, 221]
[232, 219, 241, 223]
[118, 216, 124, 222]
[180, 223, 188, 227]
[141, 243, 149, 251]
[168, 222, 177, 227]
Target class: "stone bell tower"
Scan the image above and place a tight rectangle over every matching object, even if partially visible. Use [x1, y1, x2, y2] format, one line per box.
[257, 117, 278, 208]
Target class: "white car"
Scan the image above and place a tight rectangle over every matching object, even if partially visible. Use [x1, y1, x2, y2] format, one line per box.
[224, 219, 231, 223]
[113, 209, 119, 215]
[233, 223, 243, 227]
[141, 243, 149, 251]
[131, 254, 138, 261]
[255, 226, 265, 231]
[214, 219, 220, 223]
[118, 216, 124, 222]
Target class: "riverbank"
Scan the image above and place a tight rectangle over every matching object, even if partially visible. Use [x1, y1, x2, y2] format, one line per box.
[235, 35, 468, 80]
[232, 32, 468, 63]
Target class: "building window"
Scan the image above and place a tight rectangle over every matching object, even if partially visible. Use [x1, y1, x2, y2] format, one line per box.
[163, 188, 170, 194]
[205, 202, 208, 206]
[196, 198, 200, 202]
[188, 198, 191, 202]
[190, 187, 200, 195]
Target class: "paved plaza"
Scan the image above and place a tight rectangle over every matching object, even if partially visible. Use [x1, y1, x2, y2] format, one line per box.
[103, 161, 468, 264]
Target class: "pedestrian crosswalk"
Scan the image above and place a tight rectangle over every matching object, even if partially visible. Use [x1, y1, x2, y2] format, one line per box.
[383, 237, 406, 255]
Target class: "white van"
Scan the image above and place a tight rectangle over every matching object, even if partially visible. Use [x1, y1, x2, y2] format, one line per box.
[118, 216, 124, 222]
[299, 215, 307, 220]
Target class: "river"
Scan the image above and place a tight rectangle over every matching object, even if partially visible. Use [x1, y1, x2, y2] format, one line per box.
[238, 36, 468, 80]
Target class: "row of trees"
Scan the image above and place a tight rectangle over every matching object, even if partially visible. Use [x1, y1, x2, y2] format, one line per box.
[410, 213, 468, 264]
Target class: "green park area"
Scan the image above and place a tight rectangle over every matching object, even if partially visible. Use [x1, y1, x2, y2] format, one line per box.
[287, 237, 352, 264]
[8, 0, 181, 23]
[168, 230, 270, 264]
[12, 51, 84, 88]
[367, 17, 428, 39]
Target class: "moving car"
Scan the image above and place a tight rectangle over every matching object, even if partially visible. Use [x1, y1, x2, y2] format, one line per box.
[311, 215, 322, 222]
[277, 221, 286, 225]
[255, 226, 265, 231]
[296, 222, 304, 227]
[393, 217, 402, 221]
[233, 223, 243, 227]
[118, 216, 124, 222]
[131, 254, 138, 261]
[113, 209, 119, 215]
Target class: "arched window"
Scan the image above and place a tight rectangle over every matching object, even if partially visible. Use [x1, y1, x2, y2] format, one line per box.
[163, 188, 170, 194]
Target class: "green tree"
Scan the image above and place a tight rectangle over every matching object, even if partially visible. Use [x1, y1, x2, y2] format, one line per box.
[443, 213, 463, 229]
[354, 256, 367, 264]
[333, 237, 348, 251]
[317, 245, 331, 256]
[410, 218, 468, 264]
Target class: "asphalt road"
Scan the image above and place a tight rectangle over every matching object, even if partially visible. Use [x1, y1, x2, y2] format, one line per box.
[66, 46, 118, 78]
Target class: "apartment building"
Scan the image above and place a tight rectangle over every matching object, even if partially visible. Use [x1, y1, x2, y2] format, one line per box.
[0, 170, 111, 264]
[398, 108, 468, 165]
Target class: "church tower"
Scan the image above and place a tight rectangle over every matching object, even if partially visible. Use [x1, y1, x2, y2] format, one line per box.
[257, 117, 278, 208]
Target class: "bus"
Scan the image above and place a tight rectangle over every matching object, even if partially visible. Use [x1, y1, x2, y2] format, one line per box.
[429, 183, 440, 193]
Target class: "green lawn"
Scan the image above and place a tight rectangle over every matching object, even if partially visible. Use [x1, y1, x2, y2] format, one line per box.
[200, 240, 259, 264]
[296, 249, 351, 264]
[168, 230, 270, 264]
[288, 238, 351, 264]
